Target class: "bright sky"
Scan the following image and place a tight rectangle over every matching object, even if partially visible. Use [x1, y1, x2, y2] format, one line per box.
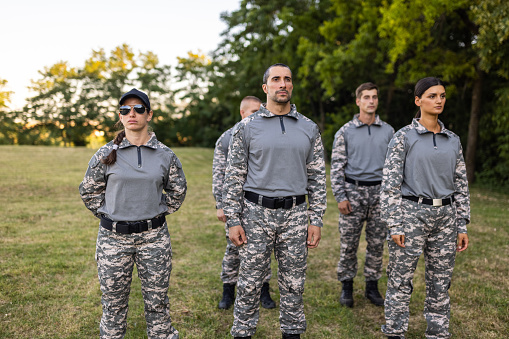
[0, 0, 240, 109]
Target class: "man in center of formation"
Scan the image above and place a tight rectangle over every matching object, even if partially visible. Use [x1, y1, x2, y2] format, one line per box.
[331, 82, 394, 308]
[223, 63, 327, 339]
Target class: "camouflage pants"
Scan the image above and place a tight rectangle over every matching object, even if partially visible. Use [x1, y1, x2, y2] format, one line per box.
[381, 200, 457, 339]
[96, 223, 179, 339]
[231, 199, 308, 337]
[221, 223, 272, 284]
[337, 182, 386, 282]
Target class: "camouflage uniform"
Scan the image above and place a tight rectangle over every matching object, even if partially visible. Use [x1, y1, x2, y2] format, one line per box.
[331, 114, 393, 282]
[212, 127, 271, 284]
[380, 119, 470, 339]
[79, 133, 187, 339]
[223, 104, 327, 337]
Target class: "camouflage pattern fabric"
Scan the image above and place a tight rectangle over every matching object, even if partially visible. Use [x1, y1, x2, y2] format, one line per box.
[380, 120, 470, 338]
[231, 199, 308, 337]
[223, 104, 327, 229]
[96, 223, 179, 339]
[381, 200, 457, 339]
[221, 223, 271, 284]
[212, 128, 232, 210]
[213, 128, 271, 284]
[79, 132, 187, 219]
[336, 182, 386, 281]
[223, 104, 327, 337]
[380, 119, 470, 236]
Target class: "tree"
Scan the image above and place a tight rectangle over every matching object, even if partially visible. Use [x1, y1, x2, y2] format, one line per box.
[21, 44, 176, 146]
[376, 0, 509, 183]
[0, 78, 19, 144]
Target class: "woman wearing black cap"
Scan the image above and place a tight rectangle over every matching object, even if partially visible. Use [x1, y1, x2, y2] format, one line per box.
[380, 77, 470, 339]
[79, 88, 186, 338]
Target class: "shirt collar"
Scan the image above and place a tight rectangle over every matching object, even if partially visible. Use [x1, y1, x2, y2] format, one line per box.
[353, 113, 382, 127]
[412, 118, 450, 137]
[119, 132, 158, 149]
[259, 103, 299, 119]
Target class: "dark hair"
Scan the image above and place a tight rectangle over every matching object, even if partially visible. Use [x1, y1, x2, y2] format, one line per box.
[355, 82, 378, 98]
[414, 77, 446, 118]
[262, 63, 292, 84]
[101, 121, 125, 165]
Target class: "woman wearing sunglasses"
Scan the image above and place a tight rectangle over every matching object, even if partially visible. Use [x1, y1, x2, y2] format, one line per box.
[380, 77, 470, 339]
[79, 88, 187, 339]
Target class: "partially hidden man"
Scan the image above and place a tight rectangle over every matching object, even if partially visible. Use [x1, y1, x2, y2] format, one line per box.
[331, 82, 394, 308]
[212, 95, 276, 310]
[223, 63, 327, 339]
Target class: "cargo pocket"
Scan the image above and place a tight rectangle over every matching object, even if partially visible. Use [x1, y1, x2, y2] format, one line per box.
[391, 274, 413, 295]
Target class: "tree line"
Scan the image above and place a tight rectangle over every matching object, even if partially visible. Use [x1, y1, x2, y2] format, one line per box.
[1, 0, 508, 185]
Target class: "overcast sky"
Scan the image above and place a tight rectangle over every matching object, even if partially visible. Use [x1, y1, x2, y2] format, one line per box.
[1, 0, 240, 109]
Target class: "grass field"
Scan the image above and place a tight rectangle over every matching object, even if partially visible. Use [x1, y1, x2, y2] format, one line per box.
[0, 145, 508, 338]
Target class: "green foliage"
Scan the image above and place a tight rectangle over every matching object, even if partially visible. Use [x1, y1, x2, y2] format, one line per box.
[18, 45, 176, 147]
[3, 0, 509, 183]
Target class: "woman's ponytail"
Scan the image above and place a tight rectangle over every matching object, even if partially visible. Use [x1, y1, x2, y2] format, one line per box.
[101, 129, 126, 165]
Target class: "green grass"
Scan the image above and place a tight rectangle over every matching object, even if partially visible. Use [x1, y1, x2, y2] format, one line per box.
[0, 145, 508, 338]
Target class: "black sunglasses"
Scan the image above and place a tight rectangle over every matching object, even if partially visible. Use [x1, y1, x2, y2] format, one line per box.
[119, 104, 146, 115]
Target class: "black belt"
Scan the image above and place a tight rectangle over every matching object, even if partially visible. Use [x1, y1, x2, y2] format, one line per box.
[100, 215, 166, 234]
[244, 191, 306, 209]
[403, 195, 454, 207]
[345, 177, 382, 186]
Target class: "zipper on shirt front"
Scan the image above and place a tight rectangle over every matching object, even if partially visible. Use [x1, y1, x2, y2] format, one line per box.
[279, 116, 286, 134]
[367, 125, 371, 136]
[433, 134, 437, 149]
[137, 146, 142, 168]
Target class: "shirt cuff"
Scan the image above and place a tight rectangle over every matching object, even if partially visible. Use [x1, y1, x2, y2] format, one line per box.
[226, 217, 241, 228]
[309, 216, 323, 228]
[457, 219, 468, 234]
[388, 225, 405, 236]
[215, 202, 223, 209]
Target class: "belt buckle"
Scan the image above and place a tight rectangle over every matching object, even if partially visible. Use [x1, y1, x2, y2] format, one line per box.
[432, 199, 442, 207]
[275, 197, 285, 209]
[130, 222, 143, 233]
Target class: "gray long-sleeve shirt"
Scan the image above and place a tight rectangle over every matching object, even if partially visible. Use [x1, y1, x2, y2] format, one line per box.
[331, 114, 394, 202]
[223, 104, 327, 228]
[79, 133, 187, 221]
[381, 119, 470, 234]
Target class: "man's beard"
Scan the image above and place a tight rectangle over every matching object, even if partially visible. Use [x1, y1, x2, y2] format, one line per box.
[270, 91, 291, 103]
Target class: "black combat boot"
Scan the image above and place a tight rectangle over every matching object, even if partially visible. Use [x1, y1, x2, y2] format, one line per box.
[218, 283, 235, 309]
[282, 333, 300, 339]
[260, 282, 276, 309]
[365, 280, 384, 306]
[339, 280, 354, 308]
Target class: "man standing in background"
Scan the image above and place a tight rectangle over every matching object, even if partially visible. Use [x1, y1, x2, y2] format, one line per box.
[212, 96, 276, 310]
[331, 82, 394, 308]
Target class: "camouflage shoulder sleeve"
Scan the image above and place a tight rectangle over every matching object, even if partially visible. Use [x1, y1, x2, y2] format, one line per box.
[453, 141, 470, 233]
[78, 150, 108, 218]
[306, 129, 327, 227]
[223, 123, 248, 228]
[330, 126, 348, 203]
[212, 134, 227, 209]
[163, 154, 187, 214]
[380, 129, 408, 235]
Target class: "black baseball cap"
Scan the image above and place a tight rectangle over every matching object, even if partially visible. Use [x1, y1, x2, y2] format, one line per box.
[119, 88, 151, 111]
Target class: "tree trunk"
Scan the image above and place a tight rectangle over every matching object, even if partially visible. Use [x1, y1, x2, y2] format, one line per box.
[465, 68, 484, 184]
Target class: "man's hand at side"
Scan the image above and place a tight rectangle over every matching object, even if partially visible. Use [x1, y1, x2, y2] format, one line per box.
[229, 225, 247, 246]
